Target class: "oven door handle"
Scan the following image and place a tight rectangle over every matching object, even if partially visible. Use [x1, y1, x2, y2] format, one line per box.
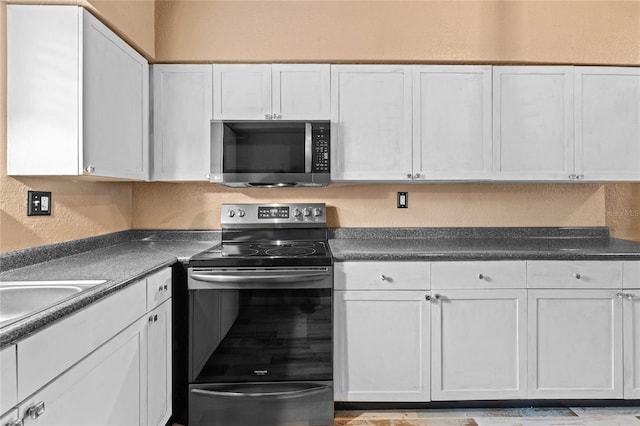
[191, 384, 330, 400]
[190, 270, 330, 284]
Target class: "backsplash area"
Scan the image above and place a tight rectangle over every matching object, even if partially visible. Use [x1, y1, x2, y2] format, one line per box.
[131, 182, 606, 230]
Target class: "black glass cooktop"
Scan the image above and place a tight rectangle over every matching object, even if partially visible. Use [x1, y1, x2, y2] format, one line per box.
[190, 241, 332, 267]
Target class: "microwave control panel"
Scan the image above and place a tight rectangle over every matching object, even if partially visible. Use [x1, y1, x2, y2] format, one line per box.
[312, 124, 330, 173]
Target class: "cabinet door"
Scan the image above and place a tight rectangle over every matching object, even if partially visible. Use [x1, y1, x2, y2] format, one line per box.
[493, 67, 574, 180]
[528, 289, 623, 399]
[7, 5, 81, 175]
[147, 300, 172, 426]
[20, 316, 147, 426]
[430, 289, 527, 400]
[83, 10, 149, 180]
[334, 290, 430, 401]
[272, 64, 330, 120]
[0, 345, 17, 416]
[153, 65, 213, 181]
[575, 67, 640, 181]
[331, 65, 413, 181]
[413, 66, 492, 180]
[624, 290, 640, 399]
[213, 64, 271, 120]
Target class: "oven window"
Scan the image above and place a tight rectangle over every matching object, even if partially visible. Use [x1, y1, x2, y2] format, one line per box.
[190, 288, 332, 383]
[223, 123, 306, 173]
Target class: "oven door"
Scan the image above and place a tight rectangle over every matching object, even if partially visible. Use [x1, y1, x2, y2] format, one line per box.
[188, 267, 333, 384]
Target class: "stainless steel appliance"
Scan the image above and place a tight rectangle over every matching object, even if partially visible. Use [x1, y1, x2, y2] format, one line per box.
[188, 203, 333, 426]
[210, 121, 330, 187]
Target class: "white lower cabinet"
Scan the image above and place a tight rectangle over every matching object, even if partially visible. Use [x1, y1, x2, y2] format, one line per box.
[334, 290, 430, 402]
[19, 315, 147, 426]
[623, 289, 640, 399]
[528, 289, 624, 399]
[430, 289, 528, 400]
[4, 268, 173, 426]
[146, 299, 172, 426]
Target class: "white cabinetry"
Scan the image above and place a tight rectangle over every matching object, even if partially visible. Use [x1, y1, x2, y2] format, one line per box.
[527, 261, 625, 399]
[334, 262, 430, 401]
[493, 66, 574, 180]
[430, 262, 528, 400]
[0, 345, 17, 417]
[575, 67, 640, 181]
[19, 316, 147, 426]
[412, 66, 492, 180]
[152, 65, 213, 181]
[331, 65, 413, 181]
[7, 5, 149, 179]
[623, 261, 640, 399]
[528, 289, 623, 399]
[145, 268, 173, 426]
[213, 64, 330, 120]
[5, 267, 172, 426]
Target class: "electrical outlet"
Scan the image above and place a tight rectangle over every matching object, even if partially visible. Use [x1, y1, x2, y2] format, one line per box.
[28, 191, 52, 216]
[397, 192, 408, 208]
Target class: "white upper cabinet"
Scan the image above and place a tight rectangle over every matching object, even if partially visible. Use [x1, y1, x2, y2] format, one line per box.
[493, 66, 574, 180]
[575, 67, 640, 181]
[331, 65, 413, 181]
[213, 64, 330, 120]
[413, 66, 492, 180]
[272, 64, 331, 120]
[7, 5, 149, 180]
[152, 65, 213, 181]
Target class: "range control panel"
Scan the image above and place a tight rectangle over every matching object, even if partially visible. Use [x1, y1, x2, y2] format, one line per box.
[221, 203, 327, 228]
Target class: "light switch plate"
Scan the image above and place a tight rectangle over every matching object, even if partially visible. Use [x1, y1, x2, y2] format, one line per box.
[27, 191, 52, 216]
[397, 192, 408, 208]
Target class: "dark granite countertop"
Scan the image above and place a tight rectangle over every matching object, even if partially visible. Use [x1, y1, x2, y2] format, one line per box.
[328, 227, 640, 261]
[0, 231, 219, 347]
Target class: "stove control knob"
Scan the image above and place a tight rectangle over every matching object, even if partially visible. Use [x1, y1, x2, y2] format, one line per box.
[238, 209, 245, 218]
[293, 208, 302, 218]
[313, 208, 322, 217]
[303, 208, 312, 217]
[228, 210, 235, 218]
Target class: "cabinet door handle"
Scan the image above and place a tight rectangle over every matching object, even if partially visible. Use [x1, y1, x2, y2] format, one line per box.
[425, 294, 431, 301]
[380, 274, 388, 281]
[477, 273, 484, 280]
[616, 292, 625, 299]
[574, 273, 581, 280]
[627, 293, 634, 300]
[264, 113, 272, 120]
[406, 173, 412, 179]
[26, 401, 45, 420]
[273, 113, 281, 120]
[85, 165, 95, 174]
[433, 294, 441, 301]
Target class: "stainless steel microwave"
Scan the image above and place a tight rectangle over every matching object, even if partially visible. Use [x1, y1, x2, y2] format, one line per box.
[210, 120, 330, 187]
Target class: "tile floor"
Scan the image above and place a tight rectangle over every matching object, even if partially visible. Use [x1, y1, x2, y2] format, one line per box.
[332, 407, 640, 425]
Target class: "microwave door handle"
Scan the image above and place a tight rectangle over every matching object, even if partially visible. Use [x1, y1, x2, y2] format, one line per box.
[304, 122, 312, 173]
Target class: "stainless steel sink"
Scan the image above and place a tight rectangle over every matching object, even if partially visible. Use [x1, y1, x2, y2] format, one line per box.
[0, 280, 107, 327]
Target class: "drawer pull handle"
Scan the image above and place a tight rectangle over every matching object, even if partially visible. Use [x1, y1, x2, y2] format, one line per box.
[380, 274, 387, 281]
[574, 273, 581, 280]
[477, 273, 484, 280]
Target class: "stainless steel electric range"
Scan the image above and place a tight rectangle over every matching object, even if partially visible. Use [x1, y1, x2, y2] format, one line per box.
[187, 203, 333, 426]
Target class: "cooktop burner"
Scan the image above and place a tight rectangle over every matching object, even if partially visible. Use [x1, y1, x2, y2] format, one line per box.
[221, 242, 327, 258]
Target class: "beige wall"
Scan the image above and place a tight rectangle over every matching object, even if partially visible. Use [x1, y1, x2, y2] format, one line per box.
[132, 182, 607, 230]
[0, 0, 153, 253]
[155, 0, 640, 64]
[1, 0, 639, 253]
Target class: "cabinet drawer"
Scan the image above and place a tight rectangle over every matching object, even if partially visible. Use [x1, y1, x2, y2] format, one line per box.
[624, 261, 640, 289]
[17, 280, 146, 400]
[334, 262, 430, 290]
[0, 345, 17, 415]
[147, 267, 172, 310]
[527, 261, 623, 289]
[431, 261, 526, 289]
